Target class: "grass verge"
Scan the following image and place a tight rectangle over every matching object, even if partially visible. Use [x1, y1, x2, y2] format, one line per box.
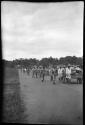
[2, 67, 26, 123]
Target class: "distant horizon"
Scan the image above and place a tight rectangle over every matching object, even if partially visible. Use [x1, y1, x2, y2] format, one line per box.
[2, 55, 83, 61]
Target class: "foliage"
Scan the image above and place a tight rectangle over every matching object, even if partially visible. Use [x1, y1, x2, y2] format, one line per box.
[2, 56, 83, 68]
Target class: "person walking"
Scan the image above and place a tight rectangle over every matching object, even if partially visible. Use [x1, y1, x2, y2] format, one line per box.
[58, 67, 62, 81]
[49, 68, 54, 82]
[53, 69, 57, 84]
[62, 66, 66, 83]
[32, 67, 35, 78]
[41, 67, 46, 82]
[66, 65, 71, 83]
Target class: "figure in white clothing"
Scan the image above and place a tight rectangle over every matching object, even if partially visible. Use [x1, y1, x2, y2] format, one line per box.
[58, 67, 63, 80]
[66, 66, 71, 82]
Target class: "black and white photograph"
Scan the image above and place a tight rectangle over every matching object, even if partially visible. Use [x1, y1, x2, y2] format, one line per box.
[1, 1, 83, 124]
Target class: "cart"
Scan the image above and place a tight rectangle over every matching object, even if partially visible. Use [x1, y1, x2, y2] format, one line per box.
[71, 70, 83, 84]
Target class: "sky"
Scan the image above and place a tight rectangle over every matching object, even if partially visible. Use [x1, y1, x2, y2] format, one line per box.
[1, 1, 84, 60]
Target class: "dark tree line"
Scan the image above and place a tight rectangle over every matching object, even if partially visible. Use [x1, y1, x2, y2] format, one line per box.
[3, 56, 83, 69]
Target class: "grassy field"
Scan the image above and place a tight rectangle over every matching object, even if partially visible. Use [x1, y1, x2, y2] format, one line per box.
[2, 66, 25, 123]
[3, 67, 19, 84]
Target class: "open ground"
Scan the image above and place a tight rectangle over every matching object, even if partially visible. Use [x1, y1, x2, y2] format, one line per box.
[19, 69, 83, 125]
[2, 67, 83, 124]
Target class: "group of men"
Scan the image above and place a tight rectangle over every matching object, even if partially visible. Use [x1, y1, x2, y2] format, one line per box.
[20, 64, 83, 84]
[58, 65, 83, 83]
[31, 66, 49, 82]
[58, 65, 72, 83]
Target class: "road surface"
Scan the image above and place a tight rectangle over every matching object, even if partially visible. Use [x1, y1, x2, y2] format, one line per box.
[19, 70, 83, 124]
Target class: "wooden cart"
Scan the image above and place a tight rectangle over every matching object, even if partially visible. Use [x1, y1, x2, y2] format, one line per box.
[71, 70, 83, 84]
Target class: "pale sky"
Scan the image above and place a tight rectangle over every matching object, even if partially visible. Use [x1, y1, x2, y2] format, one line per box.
[1, 1, 83, 60]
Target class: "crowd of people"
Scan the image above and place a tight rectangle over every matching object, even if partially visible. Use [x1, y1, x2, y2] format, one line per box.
[19, 64, 83, 84]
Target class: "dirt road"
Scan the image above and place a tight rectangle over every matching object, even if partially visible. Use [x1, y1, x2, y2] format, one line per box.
[19, 70, 83, 124]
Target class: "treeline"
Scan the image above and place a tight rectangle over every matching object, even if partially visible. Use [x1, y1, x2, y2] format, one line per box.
[3, 59, 15, 68]
[3, 56, 83, 69]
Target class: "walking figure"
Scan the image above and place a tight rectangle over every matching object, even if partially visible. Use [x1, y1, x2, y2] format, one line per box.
[41, 67, 46, 82]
